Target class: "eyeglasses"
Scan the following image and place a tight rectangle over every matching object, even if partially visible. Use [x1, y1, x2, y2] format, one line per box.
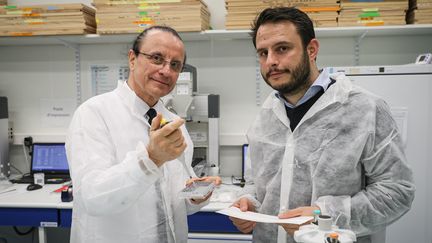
[137, 52, 183, 73]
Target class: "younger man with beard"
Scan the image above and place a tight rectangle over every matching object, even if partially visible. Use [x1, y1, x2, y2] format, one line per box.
[229, 7, 414, 243]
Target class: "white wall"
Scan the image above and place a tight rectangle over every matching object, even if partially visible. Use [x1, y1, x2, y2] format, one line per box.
[2, 34, 432, 175]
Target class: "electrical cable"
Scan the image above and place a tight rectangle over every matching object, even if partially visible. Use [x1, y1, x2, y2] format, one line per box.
[10, 164, 23, 175]
[13, 226, 34, 236]
[22, 144, 30, 169]
[19, 172, 31, 178]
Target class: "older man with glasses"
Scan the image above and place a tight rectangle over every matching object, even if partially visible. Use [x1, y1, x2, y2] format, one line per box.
[66, 25, 220, 243]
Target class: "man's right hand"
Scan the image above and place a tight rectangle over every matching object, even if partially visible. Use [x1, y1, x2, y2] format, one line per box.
[229, 197, 257, 233]
[147, 113, 187, 167]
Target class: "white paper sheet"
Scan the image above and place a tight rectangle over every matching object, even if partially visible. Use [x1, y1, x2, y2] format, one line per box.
[90, 64, 129, 96]
[216, 206, 313, 224]
[40, 98, 75, 128]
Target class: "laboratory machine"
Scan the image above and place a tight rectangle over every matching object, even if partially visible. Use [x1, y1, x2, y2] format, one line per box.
[0, 96, 10, 180]
[164, 64, 220, 177]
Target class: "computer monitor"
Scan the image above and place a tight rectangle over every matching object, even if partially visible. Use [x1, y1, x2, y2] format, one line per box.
[31, 143, 69, 175]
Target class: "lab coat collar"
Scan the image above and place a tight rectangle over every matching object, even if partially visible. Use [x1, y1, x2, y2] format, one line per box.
[115, 80, 164, 122]
[298, 72, 352, 128]
[264, 71, 353, 131]
[272, 96, 291, 129]
[261, 92, 291, 128]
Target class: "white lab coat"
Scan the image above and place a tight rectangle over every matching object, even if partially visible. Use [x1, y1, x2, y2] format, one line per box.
[66, 81, 205, 243]
[242, 72, 414, 243]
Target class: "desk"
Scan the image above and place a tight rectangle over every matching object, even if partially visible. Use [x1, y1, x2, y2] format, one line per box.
[0, 184, 249, 243]
[0, 184, 69, 243]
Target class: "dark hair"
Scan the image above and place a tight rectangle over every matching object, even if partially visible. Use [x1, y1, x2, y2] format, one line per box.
[131, 25, 187, 65]
[250, 7, 315, 49]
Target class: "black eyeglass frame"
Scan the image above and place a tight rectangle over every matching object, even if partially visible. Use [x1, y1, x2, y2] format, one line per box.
[136, 52, 184, 73]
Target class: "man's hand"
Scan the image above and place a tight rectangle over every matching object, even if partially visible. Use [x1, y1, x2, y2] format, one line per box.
[229, 197, 257, 233]
[147, 113, 187, 167]
[186, 176, 222, 187]
[278, 206, 318, 236]
[187, 176, 222, 204]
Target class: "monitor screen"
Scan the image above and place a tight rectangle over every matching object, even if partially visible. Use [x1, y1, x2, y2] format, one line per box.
[31, 143, 69, 173]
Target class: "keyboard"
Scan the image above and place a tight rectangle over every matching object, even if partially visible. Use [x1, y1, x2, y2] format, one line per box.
[10, 175, 70, 184]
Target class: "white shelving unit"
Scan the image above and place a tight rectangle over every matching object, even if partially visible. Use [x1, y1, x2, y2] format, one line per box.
[0, 24, 431, 45]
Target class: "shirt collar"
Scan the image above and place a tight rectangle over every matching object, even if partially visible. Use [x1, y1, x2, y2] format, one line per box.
[314, 67, 332, 91]
[117, 80, 163, 117]
[275, 68, 332, 108]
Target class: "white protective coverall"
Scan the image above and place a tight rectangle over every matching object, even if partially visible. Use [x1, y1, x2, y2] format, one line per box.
[66, 81, 205, 243]
[242, 71, 415, 243]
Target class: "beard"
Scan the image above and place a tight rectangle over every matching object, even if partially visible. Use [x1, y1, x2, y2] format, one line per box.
[262, 49, 311, 96]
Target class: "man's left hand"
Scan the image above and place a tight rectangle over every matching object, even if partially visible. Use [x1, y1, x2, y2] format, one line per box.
[187, 176, 222, 204]
[278, 206, 319, 236]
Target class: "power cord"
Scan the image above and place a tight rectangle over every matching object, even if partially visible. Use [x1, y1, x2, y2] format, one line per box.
[22, 136, 33, 171]
[22, 144, 29, 167]
[10, 164, 23, 175]
[13, 226, 34, 236]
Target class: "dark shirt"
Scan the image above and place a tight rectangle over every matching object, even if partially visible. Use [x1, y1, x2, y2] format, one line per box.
[285, 79, 335, 131]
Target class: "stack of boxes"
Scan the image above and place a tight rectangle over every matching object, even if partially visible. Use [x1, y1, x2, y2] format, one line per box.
[0, 0, 428, 37]
[338, 0, 408, 26]
[225, 0, 421, 28]
[94, 0, 210, 34]
[0, 4, 96, 36]
[225, 0, 340, 29]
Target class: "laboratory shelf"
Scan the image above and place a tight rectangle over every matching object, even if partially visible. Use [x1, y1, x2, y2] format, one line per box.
[0, 24, 431, 46]
[314, 24, 432, 38]
[205, 24, 432, 39]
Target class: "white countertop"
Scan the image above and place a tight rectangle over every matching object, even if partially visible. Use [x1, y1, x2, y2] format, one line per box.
[0, 183, 67, 208]
[0, 181, 242, 211]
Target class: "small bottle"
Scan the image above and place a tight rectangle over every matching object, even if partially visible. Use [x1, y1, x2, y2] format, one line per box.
[312, 209, 321, 225]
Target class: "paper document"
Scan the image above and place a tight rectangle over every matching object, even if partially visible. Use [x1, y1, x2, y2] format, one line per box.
[217, 207, 313, 224]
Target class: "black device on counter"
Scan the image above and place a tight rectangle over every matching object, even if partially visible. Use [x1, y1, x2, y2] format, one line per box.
[26, 183, 43, 191]
[61, 185, 73, 202]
